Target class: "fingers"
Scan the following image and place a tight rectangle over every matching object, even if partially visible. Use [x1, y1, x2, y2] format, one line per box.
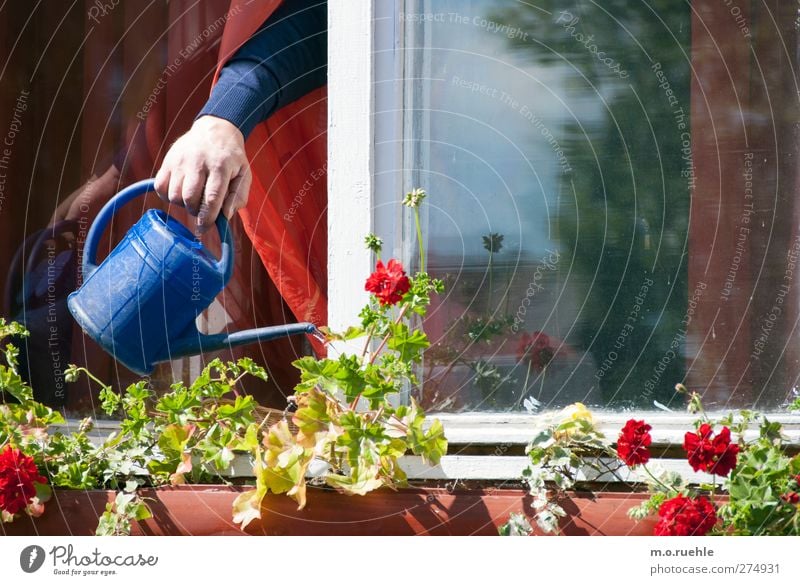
[154, 117, 249, 230]
[221, 168, 251, 220]
[154, 166, 171, 203]
[167, 171, 185, 213]
[181, 169, 207, 216]
[157, 158, 242, 232]
[197, 165, 232, 233]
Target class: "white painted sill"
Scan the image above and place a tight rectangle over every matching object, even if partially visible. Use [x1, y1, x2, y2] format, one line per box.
[57, 410, 800, 482]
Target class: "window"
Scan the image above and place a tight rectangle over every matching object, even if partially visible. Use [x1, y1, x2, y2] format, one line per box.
[341, 0, 800, 416]
[5, 2, 800, 479]
[0, 2, 304, 416]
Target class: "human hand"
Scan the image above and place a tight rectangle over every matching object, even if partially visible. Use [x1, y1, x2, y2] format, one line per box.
[154, 115, 252, 232]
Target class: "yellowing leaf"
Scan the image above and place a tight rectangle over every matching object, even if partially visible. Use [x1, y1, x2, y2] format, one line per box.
[261, 420, 312, 509]
[326, 465, 383, 496]
[232, 487, 266, 529]
[232, 449, 267, 529]
[169, 452, 193, 485]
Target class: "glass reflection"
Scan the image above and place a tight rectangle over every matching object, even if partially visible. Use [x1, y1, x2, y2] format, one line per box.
[404, 0, 800, 412]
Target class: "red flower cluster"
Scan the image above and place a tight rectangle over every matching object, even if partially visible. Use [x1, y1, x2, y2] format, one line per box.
[517, 331, 554, 371]
[683, 424, 739, 477]
[364, 259, 411, 306]
[617, 419, 652, 467]
[0, 445, 47, 516]
[654, 494, 717, 536]
[781, 492, 799, 505]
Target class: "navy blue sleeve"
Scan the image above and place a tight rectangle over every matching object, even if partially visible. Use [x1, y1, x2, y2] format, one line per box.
[197, 0, 327, 139]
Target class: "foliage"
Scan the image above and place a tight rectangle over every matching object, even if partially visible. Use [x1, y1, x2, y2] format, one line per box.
[421, 230, 564, 411]
[96, 486, 152, 536]
[630, 390, 800, 535]
[0, 316, 269, 533]
[500, 403, 622, 534]
[488, 1, 692, 407]
[0, 190, 448, 535]
[501, 386, 800, 536]
[498, 512, 532, 536]
[233, 191, 447, 528]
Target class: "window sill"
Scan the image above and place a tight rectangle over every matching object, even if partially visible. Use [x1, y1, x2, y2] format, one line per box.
[432, 411, 800, 446]
[56, 410, 800, 481]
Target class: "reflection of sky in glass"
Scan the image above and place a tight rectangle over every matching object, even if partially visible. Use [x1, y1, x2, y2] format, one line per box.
[415, 0, 605, 261]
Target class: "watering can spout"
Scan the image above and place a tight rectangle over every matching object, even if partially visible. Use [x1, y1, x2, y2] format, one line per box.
[169, 323, 321, 358]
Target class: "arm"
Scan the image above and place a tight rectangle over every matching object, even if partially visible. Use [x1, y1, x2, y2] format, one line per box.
[155, 0, 327, 232]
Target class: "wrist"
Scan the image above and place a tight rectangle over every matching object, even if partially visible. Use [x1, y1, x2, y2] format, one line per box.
[193, 115, 245, 143]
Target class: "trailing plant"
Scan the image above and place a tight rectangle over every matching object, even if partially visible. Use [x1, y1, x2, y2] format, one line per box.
[232, 189, 448, 527]
[501, 385, 800, 536]
[0, 189, 448, 534]
[500, 402, 623, 534]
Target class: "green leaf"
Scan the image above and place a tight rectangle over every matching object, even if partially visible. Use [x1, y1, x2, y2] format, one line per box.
[0, 365, 33, 402]
[99, 386, 121, 416]
[156, 389, 201, 415]
[230, 423, 260, 452]
[0, 318, 29, 339]
[293, 357, 343, 394]
[387, 323, 430, 362]
[498, 512, 532, 536]
[417, 419, 448, 465]
[293, 387, 333, 445]
[262, 420, 311, 507]
[236, 357, 269, 382]
[293, 355, 366, 402]
[216, 395, 256, 423]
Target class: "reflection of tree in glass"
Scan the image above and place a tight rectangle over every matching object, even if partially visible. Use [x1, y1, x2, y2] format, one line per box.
[488, 1, 690, 407]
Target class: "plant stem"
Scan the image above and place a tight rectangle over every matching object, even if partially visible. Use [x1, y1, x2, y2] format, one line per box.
[349, 305, 410, 410]
[368, 305, 409, 366]
[360, 322, 377, 359]
[227, 374, 244, 398]
[414, 208, 425, 273]
[75, 366, 112, 393]
[641, 464, 675, 493]
[712, 475, 717, 505]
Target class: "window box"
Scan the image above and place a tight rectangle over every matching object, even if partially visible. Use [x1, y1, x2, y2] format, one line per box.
[0, 486, 657, 536]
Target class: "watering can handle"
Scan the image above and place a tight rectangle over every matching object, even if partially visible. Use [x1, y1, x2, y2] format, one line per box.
[82, 178, 234, 284]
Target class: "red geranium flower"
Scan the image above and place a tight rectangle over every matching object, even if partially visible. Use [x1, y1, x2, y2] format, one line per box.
[683, 423, 739, 477]
[517, 331, 554, 371]
[0, 445, 47, 516]
[654, 494, 717, 536]
[617, 419, 652, 468]
[364, 259, 411, 306]
[781, 492, 799, 504]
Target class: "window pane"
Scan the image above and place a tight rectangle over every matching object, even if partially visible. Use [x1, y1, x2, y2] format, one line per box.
[0, 2, 303, 417]
[401, 0, 800, 412]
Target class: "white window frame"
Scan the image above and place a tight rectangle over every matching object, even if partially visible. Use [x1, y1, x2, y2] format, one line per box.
[325, 0, 800, 480]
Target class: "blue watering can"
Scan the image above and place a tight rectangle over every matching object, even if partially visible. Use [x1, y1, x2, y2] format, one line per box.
[67, 179, 317, 375]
